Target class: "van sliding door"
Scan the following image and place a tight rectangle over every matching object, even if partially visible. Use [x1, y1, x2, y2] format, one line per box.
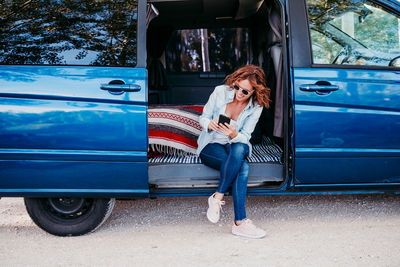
[0, 0, 149, 197]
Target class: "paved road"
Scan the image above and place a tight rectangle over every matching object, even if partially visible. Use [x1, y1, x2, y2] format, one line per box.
[1, 194, 400, 266]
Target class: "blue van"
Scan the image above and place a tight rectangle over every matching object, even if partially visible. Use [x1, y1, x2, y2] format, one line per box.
[0, 0, 399, 236]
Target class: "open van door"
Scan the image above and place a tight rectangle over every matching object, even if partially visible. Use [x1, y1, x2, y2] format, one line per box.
[0, 0, 149, 197]
[288, 0, 400, 185]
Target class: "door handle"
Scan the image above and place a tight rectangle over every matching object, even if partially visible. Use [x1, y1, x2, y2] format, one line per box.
[100, 80, 141, 92]
[299, 82, 339, 93]
[100, 84, 141, 92]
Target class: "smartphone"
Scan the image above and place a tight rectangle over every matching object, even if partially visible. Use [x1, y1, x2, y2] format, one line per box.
[218, 114, 231, 125]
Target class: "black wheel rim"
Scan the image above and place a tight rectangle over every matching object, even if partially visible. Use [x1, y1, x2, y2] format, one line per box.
[44, 198, 94, 220]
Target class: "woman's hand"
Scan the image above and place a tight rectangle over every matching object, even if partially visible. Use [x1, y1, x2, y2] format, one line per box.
[207, 119, 219, 131]
[219, 123, 238, 139]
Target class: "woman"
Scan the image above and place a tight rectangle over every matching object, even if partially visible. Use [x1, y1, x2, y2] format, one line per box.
[197, 64, 271, 239]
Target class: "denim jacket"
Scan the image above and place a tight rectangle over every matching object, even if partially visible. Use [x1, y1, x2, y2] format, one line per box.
[197, 85, 262, 156]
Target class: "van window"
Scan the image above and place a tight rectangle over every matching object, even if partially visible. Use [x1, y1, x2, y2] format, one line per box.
[0, 0, 138, 66]
[306, 0, 400, 67]
[165, 28, 249, 73]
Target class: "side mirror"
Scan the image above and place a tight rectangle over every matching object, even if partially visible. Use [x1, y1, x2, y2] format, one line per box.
[389, 55, 400, 67]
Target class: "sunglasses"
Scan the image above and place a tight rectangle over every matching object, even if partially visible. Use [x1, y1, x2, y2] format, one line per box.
[234, 84, 253, 95]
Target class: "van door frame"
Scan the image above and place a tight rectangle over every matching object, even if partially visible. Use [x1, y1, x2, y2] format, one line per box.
[233, 0, 293, 195]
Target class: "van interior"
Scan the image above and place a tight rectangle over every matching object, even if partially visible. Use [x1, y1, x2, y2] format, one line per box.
[146, 0, 287, 190]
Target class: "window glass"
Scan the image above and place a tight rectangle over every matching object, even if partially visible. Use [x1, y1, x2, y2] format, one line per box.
[306, 0, 400, 67]
[165, 28, 249, 73]
[310, 30, 343, 64]
[0, 0, 138, 66]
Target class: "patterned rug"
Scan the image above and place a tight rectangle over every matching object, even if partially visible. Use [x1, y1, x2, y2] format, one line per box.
[148, 105, 282, 164]
[148, 105, 204, 155]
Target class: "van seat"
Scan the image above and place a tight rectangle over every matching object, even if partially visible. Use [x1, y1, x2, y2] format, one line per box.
[148, 136, 283, 188]
[148, 136, 282, 164]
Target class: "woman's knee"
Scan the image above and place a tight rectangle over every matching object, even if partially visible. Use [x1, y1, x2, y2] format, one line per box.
[200, 143, 227, 169]
[231, 143, 249, 159]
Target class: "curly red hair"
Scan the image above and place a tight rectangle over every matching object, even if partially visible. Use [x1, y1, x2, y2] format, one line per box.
[224, 64, 271, 108]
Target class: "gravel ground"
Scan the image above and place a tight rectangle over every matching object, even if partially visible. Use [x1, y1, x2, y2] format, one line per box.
[1, 194, 400, 266]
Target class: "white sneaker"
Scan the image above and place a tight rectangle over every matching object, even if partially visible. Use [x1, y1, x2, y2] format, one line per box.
[232, 219, 266, 239]
[206, 193, 225, 223]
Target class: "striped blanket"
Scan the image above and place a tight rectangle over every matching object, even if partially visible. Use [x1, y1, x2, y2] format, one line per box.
[148, 105, 204, 155]
[148, 136, 282, 164]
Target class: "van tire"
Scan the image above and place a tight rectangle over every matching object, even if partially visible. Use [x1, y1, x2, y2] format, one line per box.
[24, 197, 115, 236]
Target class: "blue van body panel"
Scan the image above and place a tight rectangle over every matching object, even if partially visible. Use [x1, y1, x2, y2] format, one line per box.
[0, 66, 147, 103]
[1, 0, 400, 197]
[0, 96, 147, 151]
[0, 66, 149, 197]
[0, 161, 148, 197]
[293, 68, 400, 184]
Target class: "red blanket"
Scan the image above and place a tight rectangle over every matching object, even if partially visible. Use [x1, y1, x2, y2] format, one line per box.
[148, 105, 204, 155]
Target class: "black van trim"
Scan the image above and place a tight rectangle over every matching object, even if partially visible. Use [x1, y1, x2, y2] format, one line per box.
[137, 0, 147, 68]
[287, 0, 312, 68]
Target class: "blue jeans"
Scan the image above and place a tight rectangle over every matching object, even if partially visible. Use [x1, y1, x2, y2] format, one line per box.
[199, 142, 249, 221]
